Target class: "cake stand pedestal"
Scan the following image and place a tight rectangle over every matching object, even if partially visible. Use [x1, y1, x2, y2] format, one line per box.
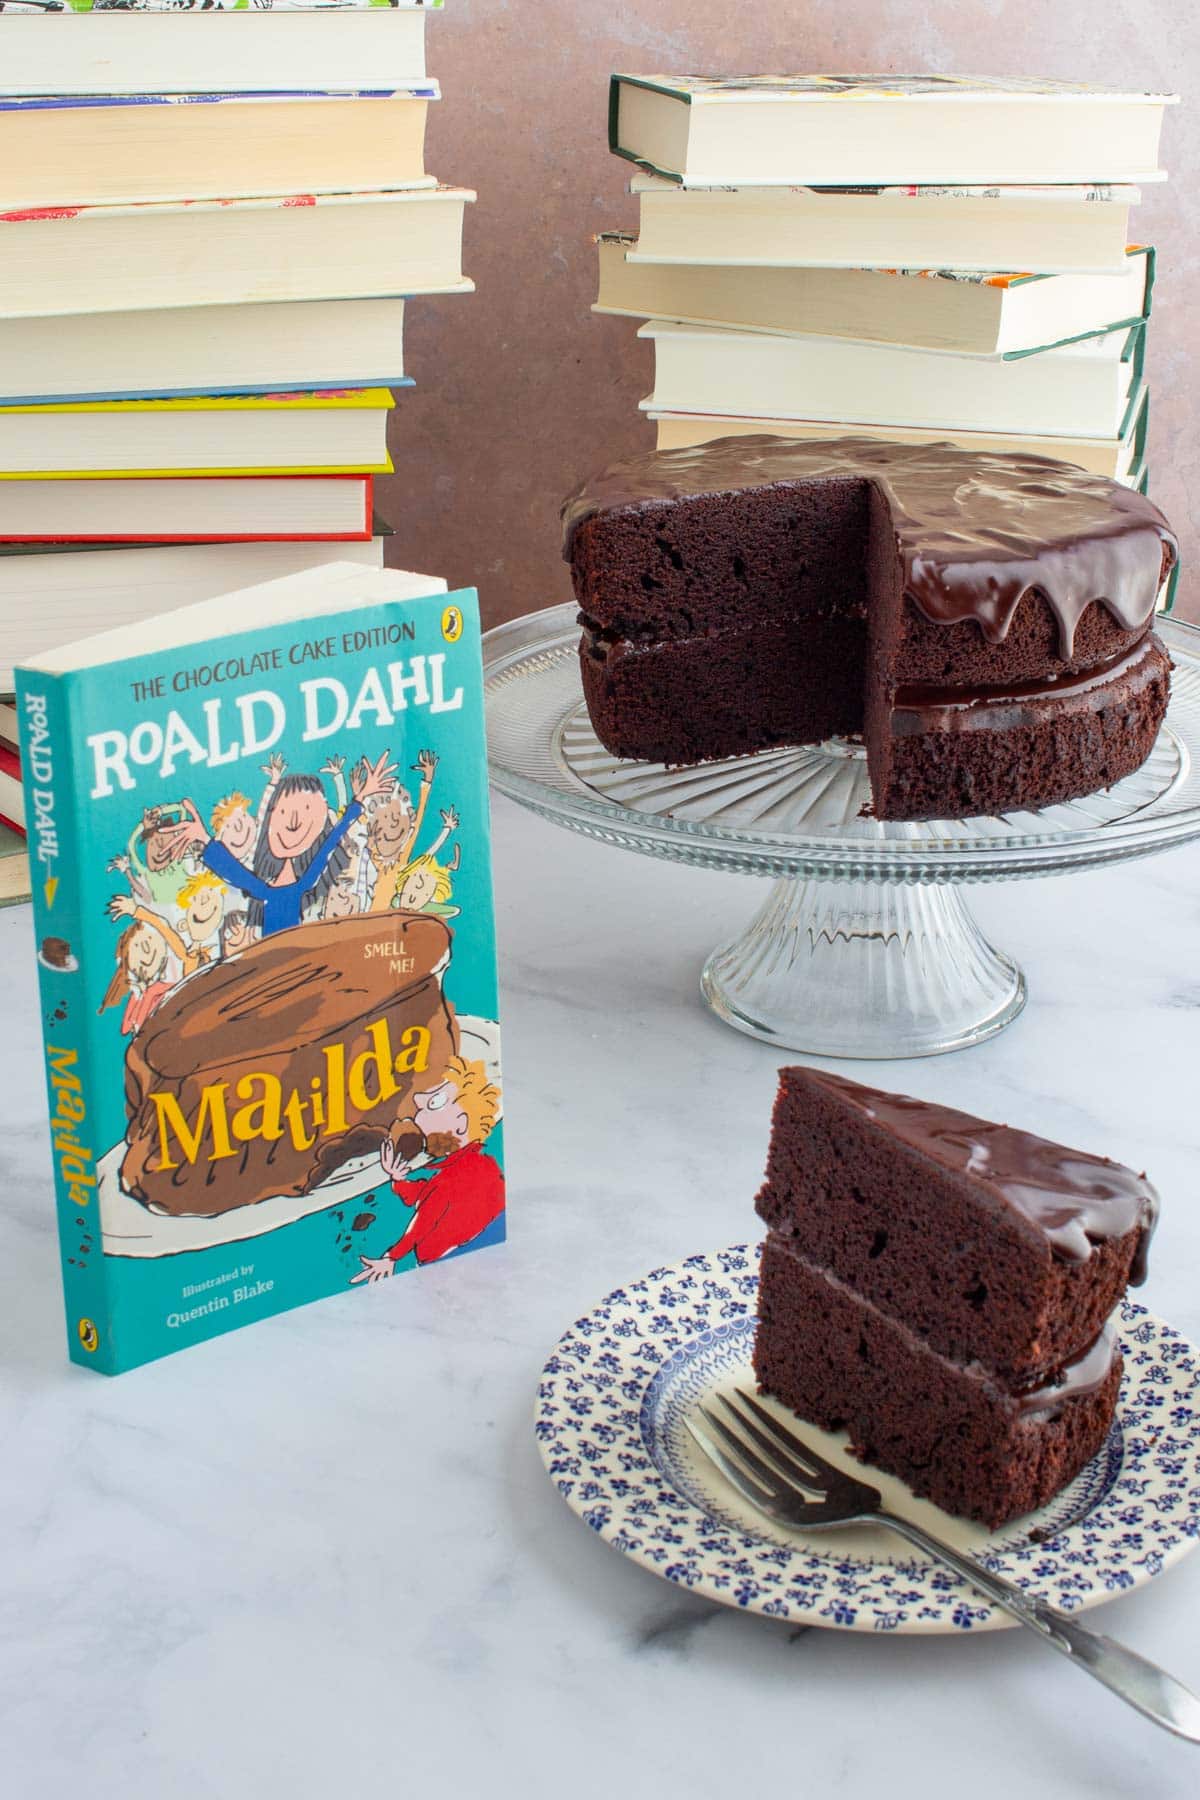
[484, 605, 1200, 1059]
[700, 873, 1023, 1058]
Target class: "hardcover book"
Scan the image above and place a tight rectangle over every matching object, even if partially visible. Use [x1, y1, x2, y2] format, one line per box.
[0, 530, 391, 692]
[16, 561, 505, 1374]
[626, 176, 1140, 275]
[0, 387, 396, 478]
[609, 74, 1176, 186]
[650, 380, 1151, 482]
[0, 2, 437, 98]
[0, 297, 412, 408]
[639, 320, 1145, 441]
[0, 187, 475, 320]
[595, 237, 1155, 358]
[0, 89, 437, 210]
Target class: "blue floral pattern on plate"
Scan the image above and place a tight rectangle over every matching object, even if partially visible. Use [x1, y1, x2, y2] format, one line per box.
[535, 1244, 1200, 1634]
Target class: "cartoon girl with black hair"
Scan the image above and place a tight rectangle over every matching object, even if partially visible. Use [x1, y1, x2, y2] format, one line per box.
[161, 753, 395, 938]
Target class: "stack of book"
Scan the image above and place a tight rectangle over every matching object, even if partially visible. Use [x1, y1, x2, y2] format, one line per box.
[597, 75, 1175, 507]
[0, 0, 474, 906]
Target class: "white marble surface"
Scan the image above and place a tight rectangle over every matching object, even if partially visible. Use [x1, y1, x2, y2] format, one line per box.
[3, 794, 1200, 1799]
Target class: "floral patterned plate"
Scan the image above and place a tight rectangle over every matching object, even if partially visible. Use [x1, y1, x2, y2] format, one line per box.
[535, 1244, 1200, 1634]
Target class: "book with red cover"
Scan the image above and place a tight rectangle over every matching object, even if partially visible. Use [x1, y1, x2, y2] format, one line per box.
[0, 736, 25, 835]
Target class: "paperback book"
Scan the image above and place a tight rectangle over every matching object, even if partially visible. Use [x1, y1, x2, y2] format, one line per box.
[17, 561, 505, 1374]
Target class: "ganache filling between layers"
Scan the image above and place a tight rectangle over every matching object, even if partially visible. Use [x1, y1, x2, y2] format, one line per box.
[766, 1234, 1121, 1421]
[562, 435, 1178, 661]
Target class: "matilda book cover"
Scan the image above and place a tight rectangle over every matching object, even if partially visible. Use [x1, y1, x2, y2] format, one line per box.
[16, 561, 504, 1375]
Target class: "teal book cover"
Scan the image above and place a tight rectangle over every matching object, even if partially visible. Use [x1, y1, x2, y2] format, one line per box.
[15, 562, 503, 1375]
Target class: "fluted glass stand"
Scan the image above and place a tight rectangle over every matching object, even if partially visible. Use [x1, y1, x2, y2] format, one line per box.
[484, 606, 1200, 1059]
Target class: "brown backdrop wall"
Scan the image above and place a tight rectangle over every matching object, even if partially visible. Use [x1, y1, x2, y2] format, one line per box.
[378, 0, 1197, 627]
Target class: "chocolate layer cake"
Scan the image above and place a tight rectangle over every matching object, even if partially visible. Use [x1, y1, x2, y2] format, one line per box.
[121, 914, 458, 1216]
[563, 436, 1178, 821]
[752, 1069, 1159, 1527]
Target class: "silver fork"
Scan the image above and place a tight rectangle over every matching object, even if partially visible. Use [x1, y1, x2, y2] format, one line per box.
[687, 1386, 1200, 1743]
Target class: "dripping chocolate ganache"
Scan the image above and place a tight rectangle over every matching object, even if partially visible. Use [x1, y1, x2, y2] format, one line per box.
[562, 435, 1178, 821]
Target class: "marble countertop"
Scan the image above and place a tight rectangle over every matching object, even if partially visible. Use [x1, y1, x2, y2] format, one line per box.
[3, 793, 1199, 1799]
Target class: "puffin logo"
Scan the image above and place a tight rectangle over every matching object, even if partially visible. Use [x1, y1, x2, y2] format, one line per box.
[441, 604, 463, 644]
[78, 1317, 99, 1354]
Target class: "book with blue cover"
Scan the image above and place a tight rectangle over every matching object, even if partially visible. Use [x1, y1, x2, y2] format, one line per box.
[16, 560, 505, 1373]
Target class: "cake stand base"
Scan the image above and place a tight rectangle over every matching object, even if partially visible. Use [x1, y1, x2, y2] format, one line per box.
[700, 876, 1026, 1059]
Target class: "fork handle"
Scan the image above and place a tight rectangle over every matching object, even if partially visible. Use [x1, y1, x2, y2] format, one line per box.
[875, 1511, 1200, 1743]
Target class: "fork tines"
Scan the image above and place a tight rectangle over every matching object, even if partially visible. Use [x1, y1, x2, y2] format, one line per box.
[685, 1385, 882, 1521]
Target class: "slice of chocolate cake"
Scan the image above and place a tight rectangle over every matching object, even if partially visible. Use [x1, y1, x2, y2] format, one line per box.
[752, 1069, 1159, 1528]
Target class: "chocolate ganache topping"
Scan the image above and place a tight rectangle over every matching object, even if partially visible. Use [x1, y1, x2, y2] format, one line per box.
[561, 435, 1177, 660]
[812, 1071, 1159, 1284]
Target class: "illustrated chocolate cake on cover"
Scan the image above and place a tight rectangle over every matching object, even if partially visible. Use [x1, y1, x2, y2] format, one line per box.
[121, 913, 458, 1217]
[562, 435, 1178, 821]
[753, 1068, 1159, 1527]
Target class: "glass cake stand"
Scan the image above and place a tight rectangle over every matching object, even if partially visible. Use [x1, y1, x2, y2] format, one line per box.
[484, 605, 1200, 1059]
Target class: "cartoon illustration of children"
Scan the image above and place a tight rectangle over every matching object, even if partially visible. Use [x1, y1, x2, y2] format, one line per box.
[106, 886, 219, 984]
[99, 908, 185, 1036]
[376, 804, 460, 914]
[352, 1057, 504, 1281]
[173, 870, 227, 968]
[321, 876, 362, 922]
[111, 805, 195, 910]
[363, 750, 438, 910]
[208, 753, 286, 867]
[160, 754, 396, 939]
[393, 842, 461, 918]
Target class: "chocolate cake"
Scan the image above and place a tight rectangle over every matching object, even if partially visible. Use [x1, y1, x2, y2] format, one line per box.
[562, 436, 1177, 820]
[121, 914, 458, 1216]
[752, 1068, 1159, 1527]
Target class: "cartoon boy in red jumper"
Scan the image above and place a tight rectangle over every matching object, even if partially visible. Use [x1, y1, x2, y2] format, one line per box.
[352, 1056, 504, 1282]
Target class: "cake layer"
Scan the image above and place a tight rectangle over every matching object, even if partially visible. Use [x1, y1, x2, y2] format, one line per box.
[756, 1067, 1155, 1383]
[868, 632, 1171, 819]
[570, 475, 872, 642]
[580, 612, 864, 763]
[754, 1234, 1122, 1529]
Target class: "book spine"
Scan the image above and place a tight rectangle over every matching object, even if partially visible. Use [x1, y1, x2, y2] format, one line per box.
[14, 670, 114, 1375]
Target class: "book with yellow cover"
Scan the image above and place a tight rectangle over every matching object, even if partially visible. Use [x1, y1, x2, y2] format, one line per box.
[0, 388, 395, 478]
